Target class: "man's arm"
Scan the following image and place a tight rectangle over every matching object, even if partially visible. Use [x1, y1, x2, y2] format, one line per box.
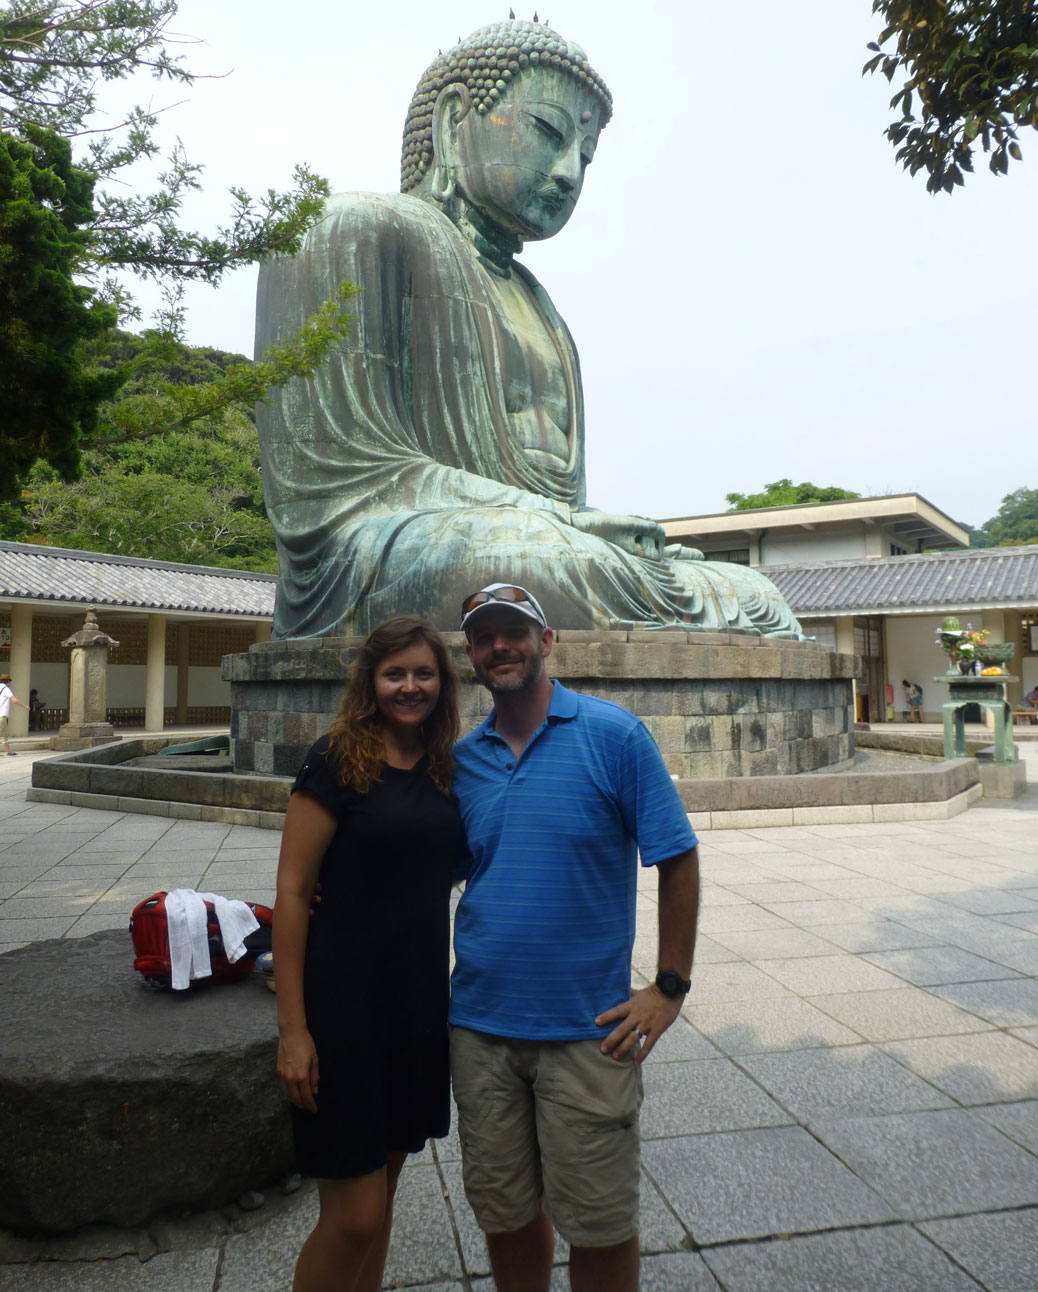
[596, 845, 700, 1066]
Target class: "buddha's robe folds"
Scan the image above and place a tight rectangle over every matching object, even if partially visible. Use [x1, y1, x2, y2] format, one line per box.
[256, 192, 801, 638]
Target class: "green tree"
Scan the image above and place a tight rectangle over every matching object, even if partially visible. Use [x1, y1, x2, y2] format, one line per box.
[0, 0, 351, 500]
[725, 479, 861, 511]
[12, 418, 278, 570]
[865, 0, 1038, 193]
[972, 487, 1038, 547]
[0, 123, 120, 498]
[0, 331, 283, 570]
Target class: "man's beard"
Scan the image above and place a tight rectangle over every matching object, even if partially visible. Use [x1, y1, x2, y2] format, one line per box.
[476, 652, 543, 695]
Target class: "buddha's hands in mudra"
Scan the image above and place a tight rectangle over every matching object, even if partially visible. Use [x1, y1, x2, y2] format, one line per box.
[571, 508, 667, 561]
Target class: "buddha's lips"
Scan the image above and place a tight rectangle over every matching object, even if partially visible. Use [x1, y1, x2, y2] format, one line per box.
[537, 187, 569, 214]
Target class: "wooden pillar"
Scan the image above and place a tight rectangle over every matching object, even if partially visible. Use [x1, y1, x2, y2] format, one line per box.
[176, 623, 191, 724]
[9, 604, 32, 738]
[834, 615, 858, 722]
[254, 620, 272, 644]
[145, 614, 167, 732]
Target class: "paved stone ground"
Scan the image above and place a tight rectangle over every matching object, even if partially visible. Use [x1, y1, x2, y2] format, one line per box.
[0, 731, 1036, 1290]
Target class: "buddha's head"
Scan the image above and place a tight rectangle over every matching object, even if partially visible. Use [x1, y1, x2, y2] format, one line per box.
[401, 20, 612, 243]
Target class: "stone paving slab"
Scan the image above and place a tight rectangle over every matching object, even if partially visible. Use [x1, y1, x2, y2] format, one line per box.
[862, 944, 1026, 986]
[640, 1059, 793, 1138]
[880, 1032, 1038, 1103]
[736, 1044, 955, 1123]
[686, 995, 864, 1055]
[804, 985, 993, 1041]
[642, 1125, 895, 1244]
[931, 978, 1038, 1028]
[974, 1100, 1038, 1154]
[919, 1210, 1038, 1292]
[702, 1223, 986, 1291]
[812, 1108, 1038, 1218]
[0, 1248, 220, 1290]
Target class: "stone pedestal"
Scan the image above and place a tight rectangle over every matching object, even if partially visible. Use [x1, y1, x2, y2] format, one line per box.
[54, 607, 119, 750]
[224, 631, 858, 779]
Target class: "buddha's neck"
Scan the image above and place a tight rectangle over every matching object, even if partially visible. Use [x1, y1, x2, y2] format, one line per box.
[454, 201, 521, 278]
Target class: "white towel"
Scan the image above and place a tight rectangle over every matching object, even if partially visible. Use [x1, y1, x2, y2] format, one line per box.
[198, 891, 261, 965]
[165, 889, 211, 990]
[164, 889, 261, 990]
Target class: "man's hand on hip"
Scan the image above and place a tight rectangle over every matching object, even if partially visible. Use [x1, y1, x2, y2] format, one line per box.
[595, 984, 683, 1066]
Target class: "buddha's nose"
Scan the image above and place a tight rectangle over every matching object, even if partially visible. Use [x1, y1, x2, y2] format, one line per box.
[551, 144, 582, 193]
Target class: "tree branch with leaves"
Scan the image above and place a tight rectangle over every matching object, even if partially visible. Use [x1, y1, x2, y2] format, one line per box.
[0, 0, 352, 517]
[865, 0, 1038, 192]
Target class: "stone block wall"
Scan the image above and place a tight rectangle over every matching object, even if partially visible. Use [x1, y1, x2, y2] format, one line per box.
[225, 631, 857, 780]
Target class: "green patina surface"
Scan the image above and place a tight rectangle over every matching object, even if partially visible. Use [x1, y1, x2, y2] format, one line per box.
[256, 19, 802, 640]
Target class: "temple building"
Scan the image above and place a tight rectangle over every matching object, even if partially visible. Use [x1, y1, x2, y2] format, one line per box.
[662, 495, 1037, 723]
[0, 542, 273, 738]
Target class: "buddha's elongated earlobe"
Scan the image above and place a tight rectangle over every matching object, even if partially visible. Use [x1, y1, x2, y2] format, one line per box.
[431, 162, 456, 203]
[430, 85, 471, 205]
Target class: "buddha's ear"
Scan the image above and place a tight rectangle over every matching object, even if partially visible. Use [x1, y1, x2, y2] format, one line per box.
[432, 83, 472, 171]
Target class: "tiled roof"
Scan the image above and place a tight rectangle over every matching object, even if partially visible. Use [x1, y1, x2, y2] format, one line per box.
[0, 542, 275, 617]
[766, 545, 1038, 616]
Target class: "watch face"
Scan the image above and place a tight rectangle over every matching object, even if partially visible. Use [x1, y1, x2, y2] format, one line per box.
[656, 970, 688, 997]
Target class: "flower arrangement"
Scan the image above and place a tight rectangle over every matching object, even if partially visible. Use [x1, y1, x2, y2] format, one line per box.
[935, 619, 990, 672]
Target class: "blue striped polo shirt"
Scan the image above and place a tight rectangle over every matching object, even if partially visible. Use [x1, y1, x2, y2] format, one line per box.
[450, 680, 698, 1041]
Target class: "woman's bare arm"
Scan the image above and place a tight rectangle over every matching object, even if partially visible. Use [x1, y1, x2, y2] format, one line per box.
[273, 791, 338, 1112]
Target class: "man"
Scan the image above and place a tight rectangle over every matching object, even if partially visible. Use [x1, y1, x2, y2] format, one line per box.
[450, 582, 701, 1292]
[0, 674, 29, 756]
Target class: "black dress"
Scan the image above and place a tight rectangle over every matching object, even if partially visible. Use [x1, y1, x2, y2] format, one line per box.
[290, 734, 465, 1179]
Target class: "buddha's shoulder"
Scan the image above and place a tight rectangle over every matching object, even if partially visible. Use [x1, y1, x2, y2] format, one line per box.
[314, 191, 453, 243]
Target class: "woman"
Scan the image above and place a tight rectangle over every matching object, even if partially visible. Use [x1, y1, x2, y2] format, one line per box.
[273, 617, 464, 1292]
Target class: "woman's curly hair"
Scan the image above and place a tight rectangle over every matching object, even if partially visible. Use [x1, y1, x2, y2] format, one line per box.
[326, 616, 459, 795]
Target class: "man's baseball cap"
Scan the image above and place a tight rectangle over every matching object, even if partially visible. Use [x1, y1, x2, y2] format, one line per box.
[460, 583, 547, 634]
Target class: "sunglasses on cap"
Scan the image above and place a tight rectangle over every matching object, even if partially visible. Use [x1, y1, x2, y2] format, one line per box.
[460, 586, 535, 617]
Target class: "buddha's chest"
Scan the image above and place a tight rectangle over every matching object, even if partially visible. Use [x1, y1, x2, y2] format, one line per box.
[488, 272, 571, 466]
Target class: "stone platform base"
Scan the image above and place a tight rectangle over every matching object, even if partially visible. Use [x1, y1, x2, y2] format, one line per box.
[0, 931, 291, 1232]
[979, 759, 1027, 799]
[224, 631, 858, 780]
[52, 721, 119, 751]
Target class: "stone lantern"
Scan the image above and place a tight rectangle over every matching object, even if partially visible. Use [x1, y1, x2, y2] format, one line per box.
[55, 608, 120, 750]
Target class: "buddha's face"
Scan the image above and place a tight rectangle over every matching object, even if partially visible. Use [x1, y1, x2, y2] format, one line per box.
[446, 66, 602, 241]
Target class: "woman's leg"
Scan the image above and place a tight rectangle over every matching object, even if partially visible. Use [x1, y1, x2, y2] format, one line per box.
[354, 1152, 407, 1292]
[292, 1161, 398, 1292]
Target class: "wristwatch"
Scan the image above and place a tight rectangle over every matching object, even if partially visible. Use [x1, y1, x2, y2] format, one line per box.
[655, 969, 692, 998]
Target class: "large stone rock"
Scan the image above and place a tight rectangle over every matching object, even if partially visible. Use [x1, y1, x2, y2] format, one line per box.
[0, 931, 292, 1233]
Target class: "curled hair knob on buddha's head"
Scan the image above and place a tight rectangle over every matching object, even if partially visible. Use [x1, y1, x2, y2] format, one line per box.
[400, 18, 613, 195]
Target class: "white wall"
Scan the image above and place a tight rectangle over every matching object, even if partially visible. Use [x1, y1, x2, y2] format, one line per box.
[760, 530, 865, 565]
[188, 667, 231, 706]
[29, 663, 230, 712]
[28, 663, 69, 711]
[885, 615, 947, 721]
[886, 611, 1019, 720]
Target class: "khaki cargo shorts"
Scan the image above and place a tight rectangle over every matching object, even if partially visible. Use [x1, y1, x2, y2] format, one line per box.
[450, 1026, 643, 1247]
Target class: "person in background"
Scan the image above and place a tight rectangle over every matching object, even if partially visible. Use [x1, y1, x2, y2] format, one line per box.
[1023, 684, 1038, 724]
[902, 680, 923, 723]
[273, 617, 464, 1292]
[28, 689, 44, 731]
[0, 675, 29, 754]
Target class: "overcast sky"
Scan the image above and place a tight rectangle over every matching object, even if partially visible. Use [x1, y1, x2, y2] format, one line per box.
[110, 0, 1036, 533]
